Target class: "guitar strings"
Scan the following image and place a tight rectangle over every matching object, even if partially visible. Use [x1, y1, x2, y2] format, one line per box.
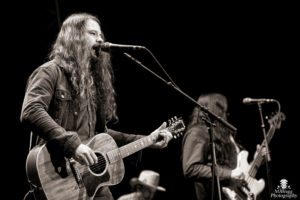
[80, 150, 120, 174]
[245, 123, 278, 189]
[243, 153, 264, 191]
[80, 145, 142, 174]
[79, 121, 184, 175]
[81, 147, 137, 174]
[74, 154, 107, 175]
[82, 161, 106, 175]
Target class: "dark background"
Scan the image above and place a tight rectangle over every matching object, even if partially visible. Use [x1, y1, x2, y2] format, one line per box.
[4, 1, 299, 199]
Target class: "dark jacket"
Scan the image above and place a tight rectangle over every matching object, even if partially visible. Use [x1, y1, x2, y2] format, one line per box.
[21, 60, 143, 199]
[182, 125, 237, 200]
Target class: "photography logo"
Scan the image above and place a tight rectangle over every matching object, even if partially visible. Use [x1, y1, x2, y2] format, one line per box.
[271, 179, 297, 199]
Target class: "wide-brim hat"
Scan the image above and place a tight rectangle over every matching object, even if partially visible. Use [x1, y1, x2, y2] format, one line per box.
[130, 170, 166, 192]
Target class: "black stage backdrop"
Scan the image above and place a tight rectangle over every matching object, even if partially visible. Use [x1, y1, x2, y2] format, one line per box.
[4, 1, 299, 199]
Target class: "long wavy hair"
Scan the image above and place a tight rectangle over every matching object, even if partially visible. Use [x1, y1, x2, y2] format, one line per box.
[49, 13, 118, 123]
[187, 93, 237, 168]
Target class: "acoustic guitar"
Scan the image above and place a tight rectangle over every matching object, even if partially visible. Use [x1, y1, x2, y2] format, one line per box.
[26, 117, 185, 200]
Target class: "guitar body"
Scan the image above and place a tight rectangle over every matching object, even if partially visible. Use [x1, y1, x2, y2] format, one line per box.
[222, 150, 265, 200]
[26, 133, 125, 200]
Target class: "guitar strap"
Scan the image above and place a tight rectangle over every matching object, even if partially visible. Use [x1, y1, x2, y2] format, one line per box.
[28, 131, 33, 151]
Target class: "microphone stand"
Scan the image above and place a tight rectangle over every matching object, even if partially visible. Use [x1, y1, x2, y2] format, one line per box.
[201, 115, 223, 200]
[257, 103, 273, 196]
[123, 52, 236, 132]
[123, 51, 237, 200]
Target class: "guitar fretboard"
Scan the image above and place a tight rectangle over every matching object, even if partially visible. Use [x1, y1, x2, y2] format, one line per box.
[249, 124, 276, 177]
[106, 135, 156, 163]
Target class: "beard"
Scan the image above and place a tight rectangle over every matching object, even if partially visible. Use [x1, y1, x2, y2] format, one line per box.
[89, 46, 110, 74]
[89, 46, 113, 102]
[71, 40, 115, 121]
[91, 43, 104, 60]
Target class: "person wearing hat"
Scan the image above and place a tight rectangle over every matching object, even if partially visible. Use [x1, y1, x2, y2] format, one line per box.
[118, 170, 166, 200]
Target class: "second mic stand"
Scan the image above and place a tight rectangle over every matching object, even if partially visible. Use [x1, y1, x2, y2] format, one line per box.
[123, 52, 238, 200]
[257, 103, 273, 196]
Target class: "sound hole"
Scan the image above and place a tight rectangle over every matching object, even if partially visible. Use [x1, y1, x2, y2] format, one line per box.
[89, 152, 106, 175]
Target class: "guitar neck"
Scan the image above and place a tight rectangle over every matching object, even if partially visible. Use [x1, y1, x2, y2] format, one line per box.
[105, 118, 185, 164]
[106, 135, 156, 163]
[249, 125, 276, 177]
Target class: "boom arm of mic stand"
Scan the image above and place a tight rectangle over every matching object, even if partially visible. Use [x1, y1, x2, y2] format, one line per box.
[124, 52, 238, 200]
[142, 47, 180, 89]
[123, 52, 237, 132]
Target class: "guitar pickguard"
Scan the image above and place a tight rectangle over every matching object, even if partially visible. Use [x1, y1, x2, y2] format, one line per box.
[83, 170, 110, 197]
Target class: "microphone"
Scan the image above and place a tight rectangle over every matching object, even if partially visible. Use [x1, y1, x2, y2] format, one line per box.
[98, 42, 145, 52]
[242, 97, 276, 105]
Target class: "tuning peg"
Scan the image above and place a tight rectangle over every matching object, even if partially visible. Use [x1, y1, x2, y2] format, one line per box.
[265, 116, 269, 120]
[172, 117, 176, 123]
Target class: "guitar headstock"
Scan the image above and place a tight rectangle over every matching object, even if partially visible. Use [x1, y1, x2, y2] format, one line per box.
[267, 112, 286, 129]
[167, 116, 186, 139]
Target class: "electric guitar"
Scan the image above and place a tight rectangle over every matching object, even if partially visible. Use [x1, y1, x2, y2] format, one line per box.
[26, 117, 185, 200]
[222, 112, 285, 200]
